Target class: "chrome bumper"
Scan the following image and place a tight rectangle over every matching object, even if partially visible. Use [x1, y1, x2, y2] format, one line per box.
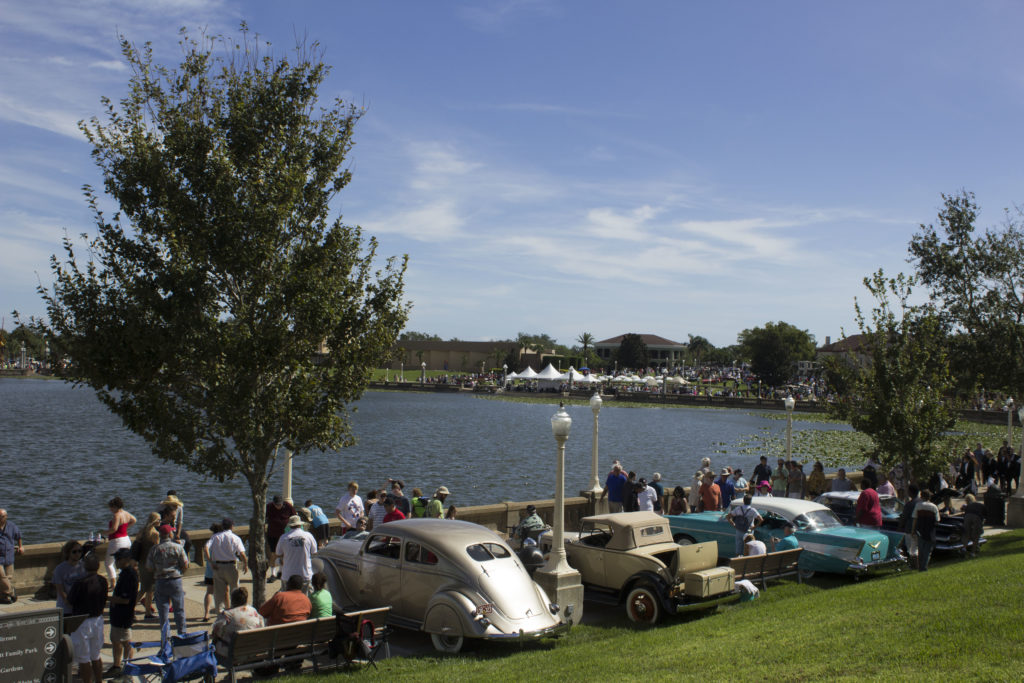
[480, 621, 571, 642]
[673, 590, 741, 613]
[847, 552, 907, 575]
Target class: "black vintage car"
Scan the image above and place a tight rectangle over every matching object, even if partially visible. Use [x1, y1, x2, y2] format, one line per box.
[813, 491, 982, 555]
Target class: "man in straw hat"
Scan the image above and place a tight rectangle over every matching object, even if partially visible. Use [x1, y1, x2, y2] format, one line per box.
[426, 486, 450, 518]
[276, 514, 317, 593]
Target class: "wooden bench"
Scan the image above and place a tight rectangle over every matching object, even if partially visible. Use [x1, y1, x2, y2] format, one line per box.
[729, 548, 803, 589]
[216, 616, 337, 683]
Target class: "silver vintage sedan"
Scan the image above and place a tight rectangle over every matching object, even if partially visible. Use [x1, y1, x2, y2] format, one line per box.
[314, 519, 570, 653]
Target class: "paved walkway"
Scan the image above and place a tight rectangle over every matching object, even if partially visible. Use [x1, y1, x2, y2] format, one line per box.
[0, 569, 432, 679]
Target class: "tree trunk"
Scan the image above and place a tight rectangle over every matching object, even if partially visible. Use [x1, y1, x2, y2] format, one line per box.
[247, 476, 270, 607]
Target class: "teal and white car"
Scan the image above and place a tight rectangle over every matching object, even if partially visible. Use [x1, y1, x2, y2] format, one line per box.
[666, 497, 907, 578]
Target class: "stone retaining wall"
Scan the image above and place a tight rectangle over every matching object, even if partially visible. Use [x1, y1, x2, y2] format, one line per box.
[10, 495, 595, 598]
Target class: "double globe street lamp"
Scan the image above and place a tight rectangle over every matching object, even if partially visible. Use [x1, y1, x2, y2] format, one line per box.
[534, 402, 584, 625]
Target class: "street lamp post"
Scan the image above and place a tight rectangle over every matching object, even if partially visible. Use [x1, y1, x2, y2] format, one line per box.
[400, 361, 404, 382]
[1007, 398, 1015, 447]
[421, 361, 426, 385]
[1007, 404, 1024, 527]
[534, 402, 584, 624]
[282, 447, 294, 505]
[589, 392, 603, 496]
[502, 363, 508, 387]
[784, 395, 796, 462]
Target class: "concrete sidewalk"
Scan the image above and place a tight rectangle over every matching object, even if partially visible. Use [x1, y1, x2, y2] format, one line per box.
[0, 567, 430, 679]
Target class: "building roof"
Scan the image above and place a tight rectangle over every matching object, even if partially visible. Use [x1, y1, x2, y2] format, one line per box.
[594, 334, 683, 347]
[817, 334, 869, 354]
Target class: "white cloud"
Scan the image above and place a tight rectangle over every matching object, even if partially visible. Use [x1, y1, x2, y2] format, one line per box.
[365, 201, 465, 241]
[584, 205, 661, 241]
[90, 60, 128, 72]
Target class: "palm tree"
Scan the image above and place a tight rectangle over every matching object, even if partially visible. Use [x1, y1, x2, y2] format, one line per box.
[577, 332, 594, 367]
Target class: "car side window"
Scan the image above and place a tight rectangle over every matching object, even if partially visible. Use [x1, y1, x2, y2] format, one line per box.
[365, 535, 401, 559]
[405, 542, 439, 565]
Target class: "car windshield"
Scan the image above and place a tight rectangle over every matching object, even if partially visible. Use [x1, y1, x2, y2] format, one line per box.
[880, 497, 904, 515]
[793, 509, 844, 530]
[466, 543, 512, 562]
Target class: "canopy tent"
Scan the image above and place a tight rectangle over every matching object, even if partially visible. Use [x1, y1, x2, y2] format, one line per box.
[516, 366, 538, 379]
[558, 367, 588, 382]
[535, 363, 563, 380]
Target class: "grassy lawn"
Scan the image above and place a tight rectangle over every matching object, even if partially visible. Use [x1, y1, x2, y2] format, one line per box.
[277, 530, 1024, 682]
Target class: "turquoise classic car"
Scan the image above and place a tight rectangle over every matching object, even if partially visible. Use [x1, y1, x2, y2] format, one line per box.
[666, 497, 907, 577]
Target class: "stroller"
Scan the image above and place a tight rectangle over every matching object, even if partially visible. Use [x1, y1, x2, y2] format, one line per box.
[121, 621, 217, 683]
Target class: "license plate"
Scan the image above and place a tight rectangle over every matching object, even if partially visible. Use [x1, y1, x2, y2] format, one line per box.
[475, 603, 494, 615]
[871, 550, 881, 561]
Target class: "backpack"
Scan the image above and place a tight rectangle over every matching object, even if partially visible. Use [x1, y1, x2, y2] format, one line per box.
[411, 497, 429, 518]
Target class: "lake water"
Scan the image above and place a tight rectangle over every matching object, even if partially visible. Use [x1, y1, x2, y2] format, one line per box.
[0, 378, 847, 543]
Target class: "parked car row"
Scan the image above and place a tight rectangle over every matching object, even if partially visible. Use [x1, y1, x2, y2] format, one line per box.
[312, 497, 917, 654]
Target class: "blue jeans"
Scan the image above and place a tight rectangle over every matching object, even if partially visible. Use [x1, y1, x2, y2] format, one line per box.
[735, 530, 747, 556]
[154, 577, 186, 633]
[917, 534, 935, 571]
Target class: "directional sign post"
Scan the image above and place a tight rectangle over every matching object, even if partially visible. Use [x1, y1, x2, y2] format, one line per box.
[0, 608, 67, 683]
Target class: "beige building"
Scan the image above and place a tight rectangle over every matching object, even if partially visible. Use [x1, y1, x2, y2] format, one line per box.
[389, 340, 520, 373]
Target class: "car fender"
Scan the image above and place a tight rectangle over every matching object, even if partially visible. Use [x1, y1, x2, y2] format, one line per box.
[423, 590, 480, 638]
[619, 570, 672, 608]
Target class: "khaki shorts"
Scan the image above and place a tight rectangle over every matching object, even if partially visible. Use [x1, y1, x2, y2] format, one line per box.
[109, 625, 133, 643]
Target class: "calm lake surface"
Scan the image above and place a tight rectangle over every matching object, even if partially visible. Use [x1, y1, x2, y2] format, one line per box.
[0, 378, 849, 543]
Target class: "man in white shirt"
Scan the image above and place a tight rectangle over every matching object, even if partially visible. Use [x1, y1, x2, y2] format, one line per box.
[335, 481, 364, 535]
[206, 518, 248, 613]
[275, 515, 318, 592]
[911, 490, 941, 572]
[636, 478, 657, 512]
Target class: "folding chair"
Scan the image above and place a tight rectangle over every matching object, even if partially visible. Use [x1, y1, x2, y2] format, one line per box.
[337, 607, 391, 669]
[122, 621, 217, 683]
[354, 616, 391, 670]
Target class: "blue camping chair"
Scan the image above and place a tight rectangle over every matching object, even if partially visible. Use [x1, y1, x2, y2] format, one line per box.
[122, 621, 217, 683]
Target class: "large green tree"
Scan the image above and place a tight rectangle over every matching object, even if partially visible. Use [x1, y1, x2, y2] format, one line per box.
[737, 321, 815, 387]
[35, 29, 408, 604]
[828, 271, 956, 483]
[908, 190, 1024, 394]
[615, 333, 649, 370]
[686, 334, 712, 368]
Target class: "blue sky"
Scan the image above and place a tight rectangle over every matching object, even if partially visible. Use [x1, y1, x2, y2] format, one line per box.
[2, 1, 1023, 348]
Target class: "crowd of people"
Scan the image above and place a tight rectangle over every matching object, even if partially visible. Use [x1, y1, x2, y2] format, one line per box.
[17, 476, 460, 680]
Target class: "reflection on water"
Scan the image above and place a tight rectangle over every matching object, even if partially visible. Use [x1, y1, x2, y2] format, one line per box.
[0, 379, 840, 543]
